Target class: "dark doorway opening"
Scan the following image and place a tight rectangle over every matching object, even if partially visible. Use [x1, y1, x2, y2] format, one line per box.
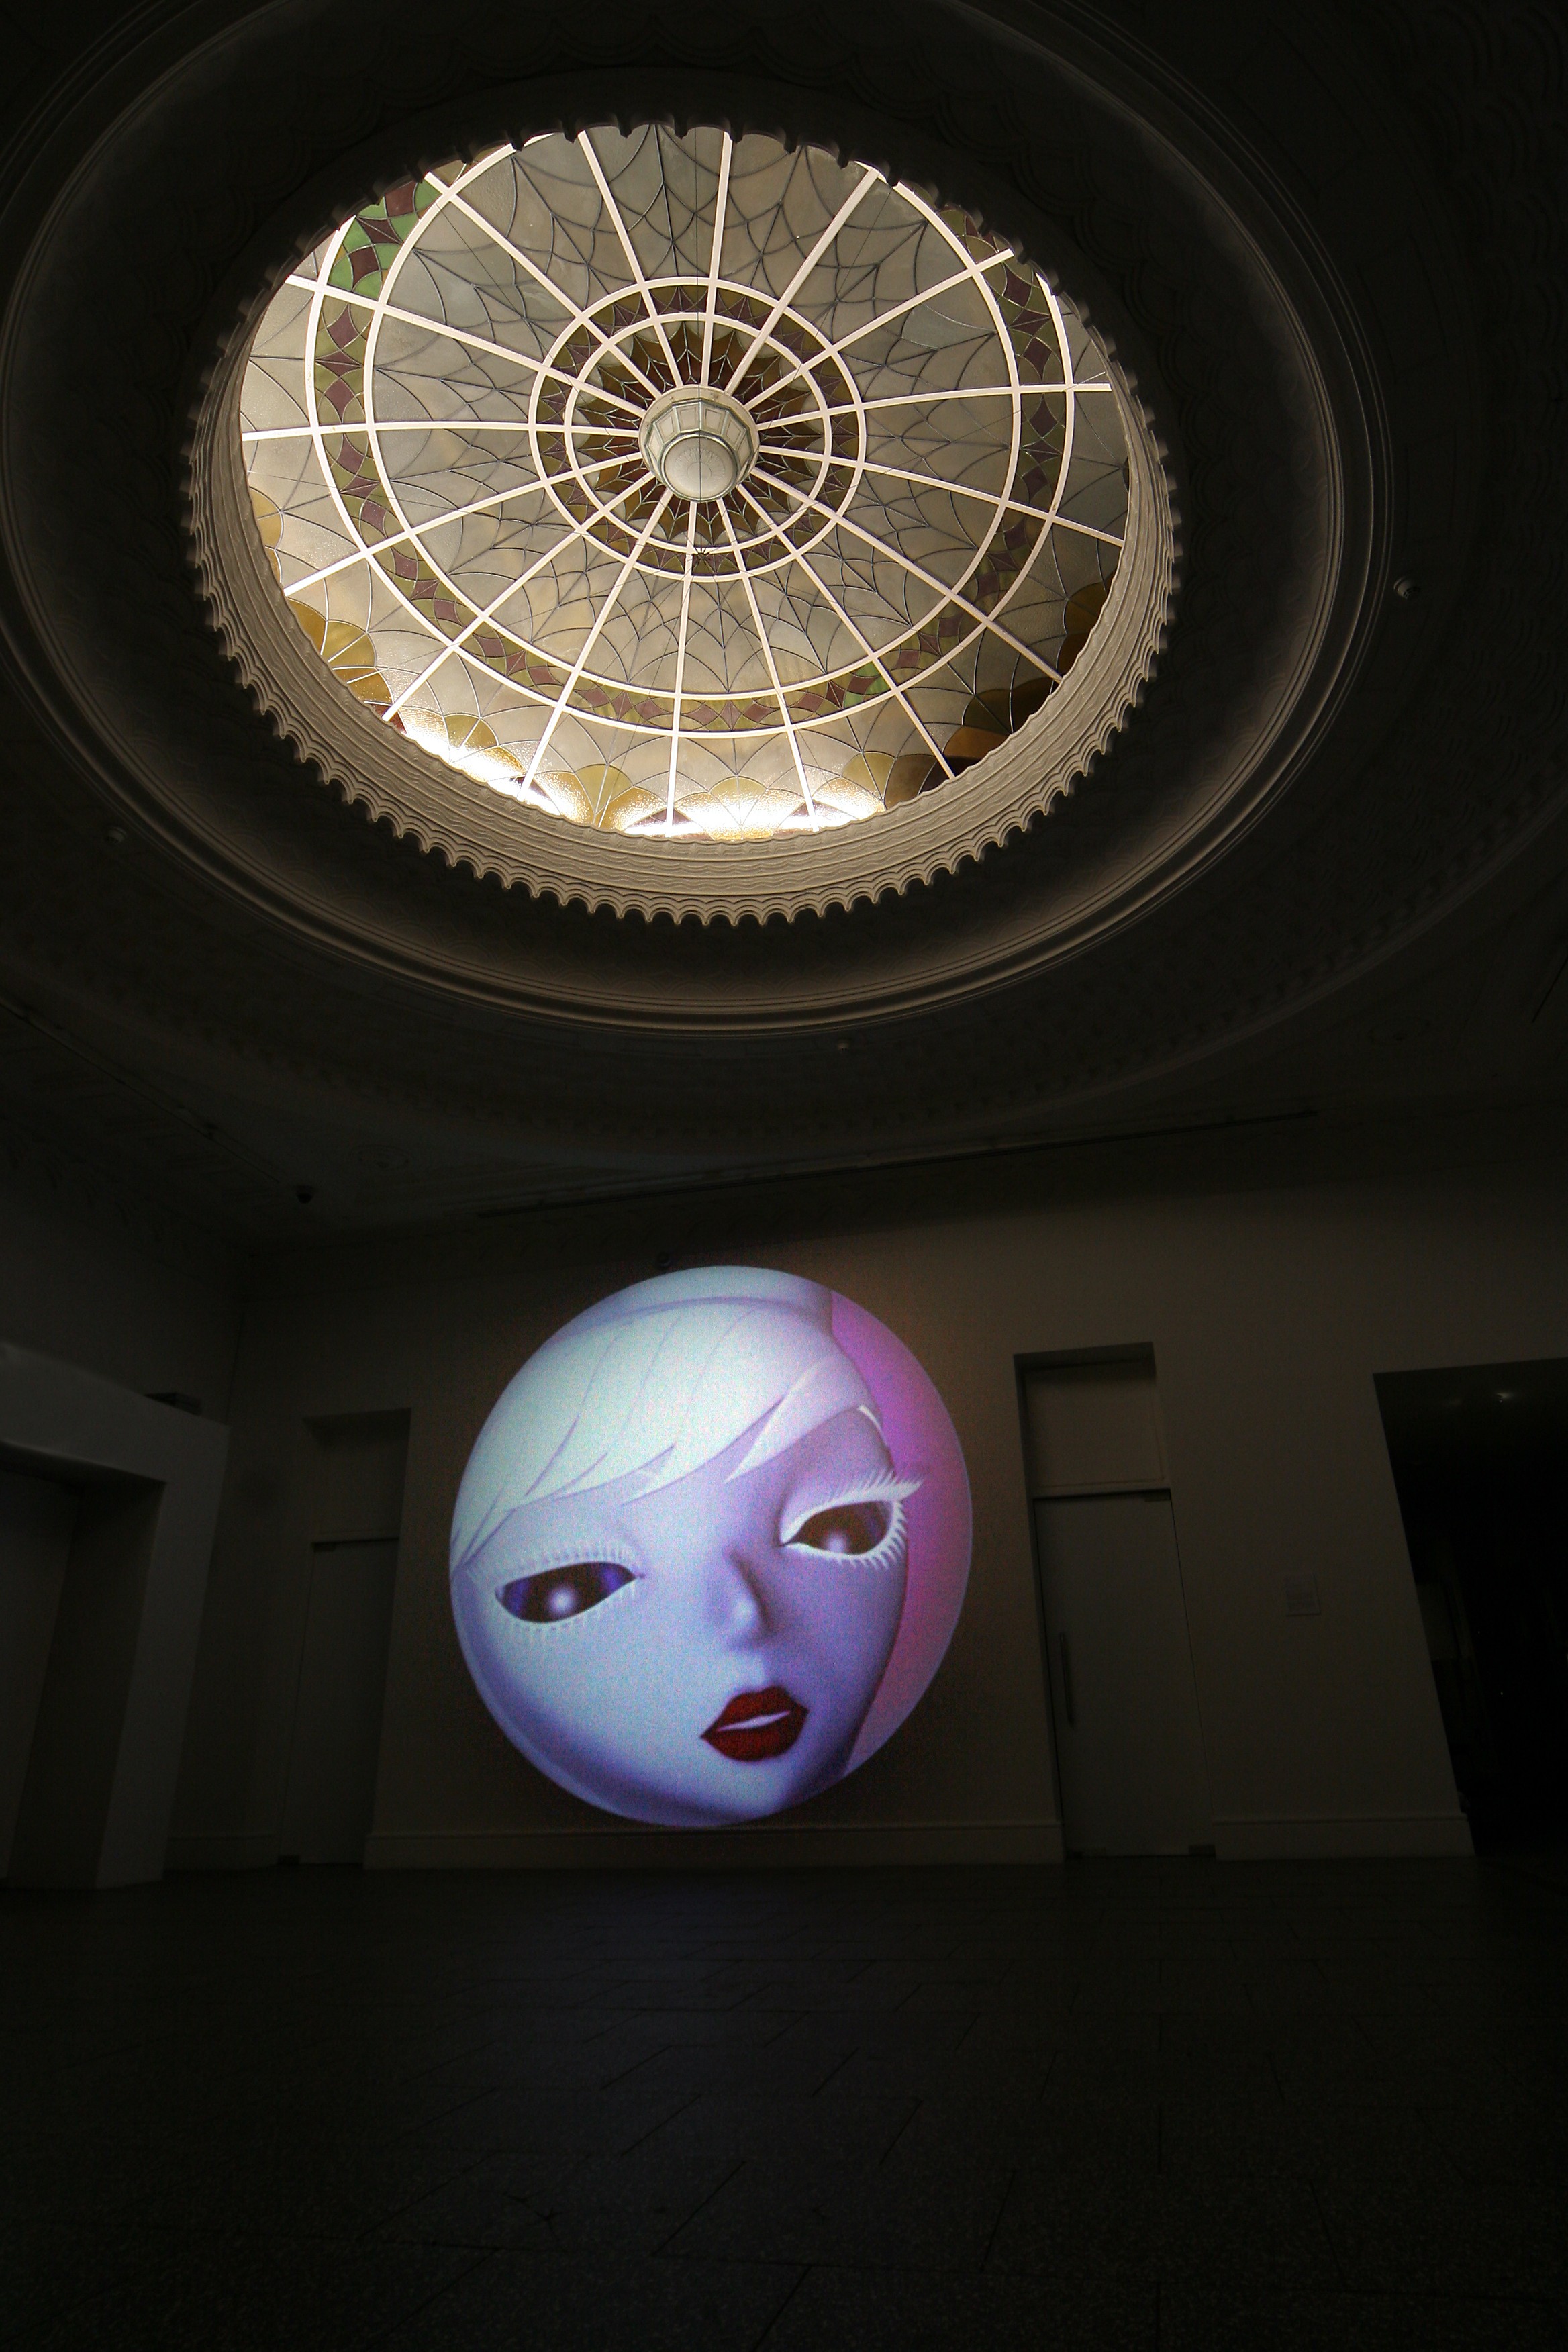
[1377, 1358, 1568, 1852]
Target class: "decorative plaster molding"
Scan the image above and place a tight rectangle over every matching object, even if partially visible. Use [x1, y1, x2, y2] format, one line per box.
[0, 0, 1560, 1229]
[187, 138, 1179, 926]
[0, 16, 1357, 1026]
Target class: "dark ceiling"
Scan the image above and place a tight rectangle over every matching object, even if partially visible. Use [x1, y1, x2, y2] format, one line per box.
[0, 0, 1563, 1251]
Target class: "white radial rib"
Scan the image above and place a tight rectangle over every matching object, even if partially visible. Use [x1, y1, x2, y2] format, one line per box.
[548, 447, 653, 488]
[421, 166, 663, 401]
[579, 135, 681, 381]
[895, 187, 1030, 599]
[285, 275, 645, 416]
[538, 420, 641, 439]
[733, 485, 1039, 733]
[297, 224, 464, 661]
[799, 384, 1114, 419]
[746, 250, 1013, 411]
[383, 471, 654, 721]
[750, 466, 1059, 679]
[283, 478, 548, 599]
[520, 491, 675, 793]
[699, 134, 732, 388]
[752, 518, 954, 777]
[724, 167, 883, 401]
[355, 199, 602, 693]
[720, 504, 819, 828]
[823, 177, 1040, 644]
[852, 455, 1125, 545]
[244, 418, 536, 441]
[665, 505, 701, 830]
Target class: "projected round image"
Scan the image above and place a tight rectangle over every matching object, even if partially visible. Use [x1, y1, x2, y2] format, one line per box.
[450, 1267, 971, 1826]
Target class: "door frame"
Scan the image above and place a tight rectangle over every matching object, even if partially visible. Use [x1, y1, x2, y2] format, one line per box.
[1015, 1346, 1214, 1855]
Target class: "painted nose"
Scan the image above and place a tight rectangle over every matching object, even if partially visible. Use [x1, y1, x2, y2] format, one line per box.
[713, 1549, 769, 1643]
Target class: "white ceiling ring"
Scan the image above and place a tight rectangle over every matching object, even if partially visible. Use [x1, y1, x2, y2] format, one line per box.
[0, 5, 1408, 1055]
[211, 124, 1176, 916]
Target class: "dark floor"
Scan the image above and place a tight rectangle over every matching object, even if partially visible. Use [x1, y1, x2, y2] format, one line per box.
[4, 1858, 1568, 2350]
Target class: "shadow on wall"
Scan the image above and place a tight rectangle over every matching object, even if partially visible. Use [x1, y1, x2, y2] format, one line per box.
[1378, 1358, 1568, 1853]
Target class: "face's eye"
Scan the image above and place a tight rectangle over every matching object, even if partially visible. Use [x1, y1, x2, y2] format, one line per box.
[789, 1501, 893, 1557]
[499, 1562, 634, 1622]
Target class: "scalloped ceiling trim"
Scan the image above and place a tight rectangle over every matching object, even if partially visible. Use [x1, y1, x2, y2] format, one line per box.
[0, 26, 1381, 1043]
[191, 115, 1178, 924]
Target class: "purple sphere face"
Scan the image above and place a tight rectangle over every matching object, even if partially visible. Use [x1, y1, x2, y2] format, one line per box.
[450, 1269, 971, 1827]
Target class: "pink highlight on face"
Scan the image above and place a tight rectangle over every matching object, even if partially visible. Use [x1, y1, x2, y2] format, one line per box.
[830, 1292, 972, 1770]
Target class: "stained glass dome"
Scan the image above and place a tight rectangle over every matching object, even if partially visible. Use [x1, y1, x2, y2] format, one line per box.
[240, 128, 1132, 844]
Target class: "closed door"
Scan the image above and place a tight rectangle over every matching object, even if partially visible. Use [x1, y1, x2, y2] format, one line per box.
[1034, 1493, 1211, 1855]
[281, 1540, 397, 1865]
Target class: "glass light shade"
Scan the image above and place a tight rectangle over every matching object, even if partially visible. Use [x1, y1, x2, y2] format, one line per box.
[639, 387, 759, 502]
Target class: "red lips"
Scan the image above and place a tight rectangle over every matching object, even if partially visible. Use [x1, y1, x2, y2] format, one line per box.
[701, 1684, 808, 1762]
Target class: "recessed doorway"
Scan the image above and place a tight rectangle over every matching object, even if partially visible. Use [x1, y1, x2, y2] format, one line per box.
[281, 1538, 399, 1867]
[1377, 1358, 1568, 1852]
[1021, 1352, 1212, 1857]
[279, 1412, 408, 1868]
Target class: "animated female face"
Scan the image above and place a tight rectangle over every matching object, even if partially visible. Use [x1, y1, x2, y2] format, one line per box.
[453, 1398, 910, 1827]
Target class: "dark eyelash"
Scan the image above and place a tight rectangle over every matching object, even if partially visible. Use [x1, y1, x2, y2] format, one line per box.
[499, 1561, 634, 1622]
[788, 1500, 899, 1557]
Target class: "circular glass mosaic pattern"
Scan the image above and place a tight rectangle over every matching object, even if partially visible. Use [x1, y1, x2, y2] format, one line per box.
[240, 129, 1132, 843]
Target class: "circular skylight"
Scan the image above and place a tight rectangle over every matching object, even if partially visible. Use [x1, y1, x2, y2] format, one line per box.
[240, 129, 1134, 844]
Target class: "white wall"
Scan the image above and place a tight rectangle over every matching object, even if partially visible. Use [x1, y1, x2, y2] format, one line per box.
[172, 1146, 1568, 1867]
